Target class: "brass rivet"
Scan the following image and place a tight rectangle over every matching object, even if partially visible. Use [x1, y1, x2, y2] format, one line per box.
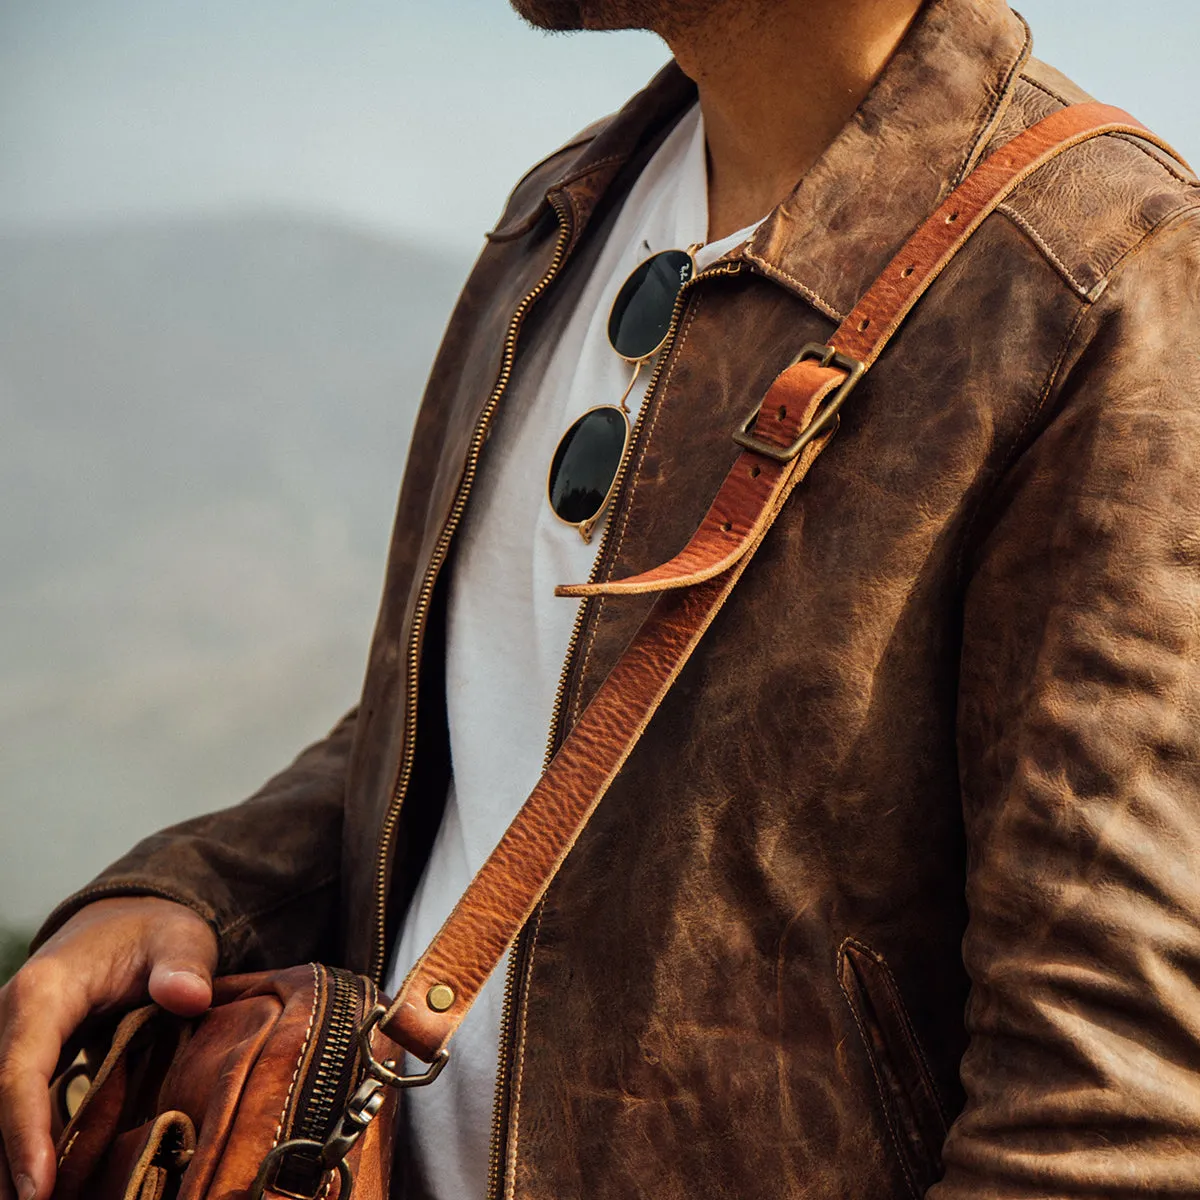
[427, 983, 455, 1013]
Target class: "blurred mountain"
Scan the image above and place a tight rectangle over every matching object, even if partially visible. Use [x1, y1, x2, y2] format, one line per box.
[0, 212, 474, 926]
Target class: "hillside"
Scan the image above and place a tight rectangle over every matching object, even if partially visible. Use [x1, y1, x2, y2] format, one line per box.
[0, 213, 473, 926]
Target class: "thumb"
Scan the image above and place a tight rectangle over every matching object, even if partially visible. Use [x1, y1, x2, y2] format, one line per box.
[144, 910, 218, 1018]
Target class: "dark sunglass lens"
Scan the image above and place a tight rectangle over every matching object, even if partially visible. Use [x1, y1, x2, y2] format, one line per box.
[608, 249, 694, 360]
[549, 407, 629, 524]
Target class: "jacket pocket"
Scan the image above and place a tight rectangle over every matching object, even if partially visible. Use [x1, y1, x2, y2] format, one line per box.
[838, 938, 948, 1197]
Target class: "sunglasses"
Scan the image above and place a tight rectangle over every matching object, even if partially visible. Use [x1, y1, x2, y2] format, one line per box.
[547, 246, 698, 543]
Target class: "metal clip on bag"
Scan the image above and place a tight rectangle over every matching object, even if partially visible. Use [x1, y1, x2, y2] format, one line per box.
[45, 103, 1169, 1200]
[51, 967, 445, 1200]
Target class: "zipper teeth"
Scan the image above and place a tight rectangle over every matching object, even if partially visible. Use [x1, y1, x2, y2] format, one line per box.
[369, 196, 574, 984]
[485, 257, 744, 1200]
[294, 969, 362, 1142]
[542, 258, 743, 769]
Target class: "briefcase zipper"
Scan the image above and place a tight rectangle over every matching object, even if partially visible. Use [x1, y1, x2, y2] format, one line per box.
[486, 256, 744, 1200]
[292, 968, 370, 1143]
[273, 967, 374, 1199]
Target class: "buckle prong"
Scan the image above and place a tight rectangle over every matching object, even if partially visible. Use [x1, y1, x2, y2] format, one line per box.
[732, 342, 865, 464]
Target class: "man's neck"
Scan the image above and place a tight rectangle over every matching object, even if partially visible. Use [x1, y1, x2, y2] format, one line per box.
[660, 0, 926, 241]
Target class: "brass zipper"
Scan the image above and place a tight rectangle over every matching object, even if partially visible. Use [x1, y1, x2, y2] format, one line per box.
[485, 256, 745, 1200]
[296, 969, 363, 1136]
[274, 967, 372, 1198]
[368, 194, 575, 983]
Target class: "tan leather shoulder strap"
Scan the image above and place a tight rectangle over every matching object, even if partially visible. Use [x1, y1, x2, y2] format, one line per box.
[382, 102, 1174, 1062]
[559, 103, 1184, 598]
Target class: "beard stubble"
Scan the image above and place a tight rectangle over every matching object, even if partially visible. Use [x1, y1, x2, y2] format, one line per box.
[509, 0, 724, 35]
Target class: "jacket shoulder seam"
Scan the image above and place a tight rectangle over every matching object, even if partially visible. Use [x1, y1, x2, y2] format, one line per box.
[1018, 70, 1070, 107]
[1017, 72, 1192, 185]
[995, 203, 1091, 297]
[1094, 194, 1200, 291]
[1109, 131, 1196, 187]
[957, 196, 1200, 585]
[994, 129, 1199, 300]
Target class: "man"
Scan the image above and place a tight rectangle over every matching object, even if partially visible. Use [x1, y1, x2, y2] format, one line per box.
[5, 0, 1200, 1195]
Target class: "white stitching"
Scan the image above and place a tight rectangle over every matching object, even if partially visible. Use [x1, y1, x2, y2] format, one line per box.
[57, 1130, 80, 1168]
[272, 963, 322, 1150]
[740, 251, 845, 322]
[504, 903, 546, 1199]
[1110, 131, 1196, 186]
[1019, 70, 1071, 107]
[995, 203, 1090, 295]
[835, 940, 921, 1200]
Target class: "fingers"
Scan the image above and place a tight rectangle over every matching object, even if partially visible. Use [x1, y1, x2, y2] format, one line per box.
[0, 958, 91, 1200]
[0, 897, 220, 1200]
[145, 909, 217, 1017]
[0, 1139, 32, 1200]
[0, 1137, 35, 1200]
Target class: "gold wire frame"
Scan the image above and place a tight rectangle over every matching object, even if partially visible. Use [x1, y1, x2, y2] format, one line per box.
[605, 248, 698, 364]
[546, 245, 700, 544]
[546, 404, 632, 544]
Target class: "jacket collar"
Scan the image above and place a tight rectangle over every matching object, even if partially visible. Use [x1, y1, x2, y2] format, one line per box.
[526, 0, 1031, 321]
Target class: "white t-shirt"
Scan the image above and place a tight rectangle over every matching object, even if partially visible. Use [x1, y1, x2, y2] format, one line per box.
[385, 102, 764, 1199]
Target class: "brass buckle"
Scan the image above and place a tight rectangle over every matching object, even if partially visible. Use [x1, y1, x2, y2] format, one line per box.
[732, 343, 865, 464]
[251, 1139, 352, 1200]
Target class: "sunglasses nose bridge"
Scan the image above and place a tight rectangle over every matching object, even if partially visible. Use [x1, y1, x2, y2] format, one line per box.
[549, 247, 697, 541]
[614, 359, 644, 414]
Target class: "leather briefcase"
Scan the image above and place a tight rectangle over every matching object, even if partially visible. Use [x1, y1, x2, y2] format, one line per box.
[50, 966, 439, 1200]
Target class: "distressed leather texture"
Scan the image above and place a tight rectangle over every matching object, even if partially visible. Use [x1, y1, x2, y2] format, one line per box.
[35, 0, 1200, 1194]
[384, 103, 1163, 1066]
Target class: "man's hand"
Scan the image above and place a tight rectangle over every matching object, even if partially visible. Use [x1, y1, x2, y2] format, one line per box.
[0, 897, 218, 1200]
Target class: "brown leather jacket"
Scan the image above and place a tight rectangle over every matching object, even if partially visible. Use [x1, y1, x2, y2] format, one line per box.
[37, 0, 1200, 1195]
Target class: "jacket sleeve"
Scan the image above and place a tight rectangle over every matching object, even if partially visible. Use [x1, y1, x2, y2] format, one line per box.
[31, 707, 356, 973]
[934, 203, 1200, 1198]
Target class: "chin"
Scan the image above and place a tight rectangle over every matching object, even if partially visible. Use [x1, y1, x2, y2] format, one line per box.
[509, 0, 671, 33]
[509, 0, 583, 30]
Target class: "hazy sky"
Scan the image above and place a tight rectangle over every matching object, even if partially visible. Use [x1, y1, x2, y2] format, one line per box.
[4, 2, 1200, 924]
[3, 0, 1199, 252]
